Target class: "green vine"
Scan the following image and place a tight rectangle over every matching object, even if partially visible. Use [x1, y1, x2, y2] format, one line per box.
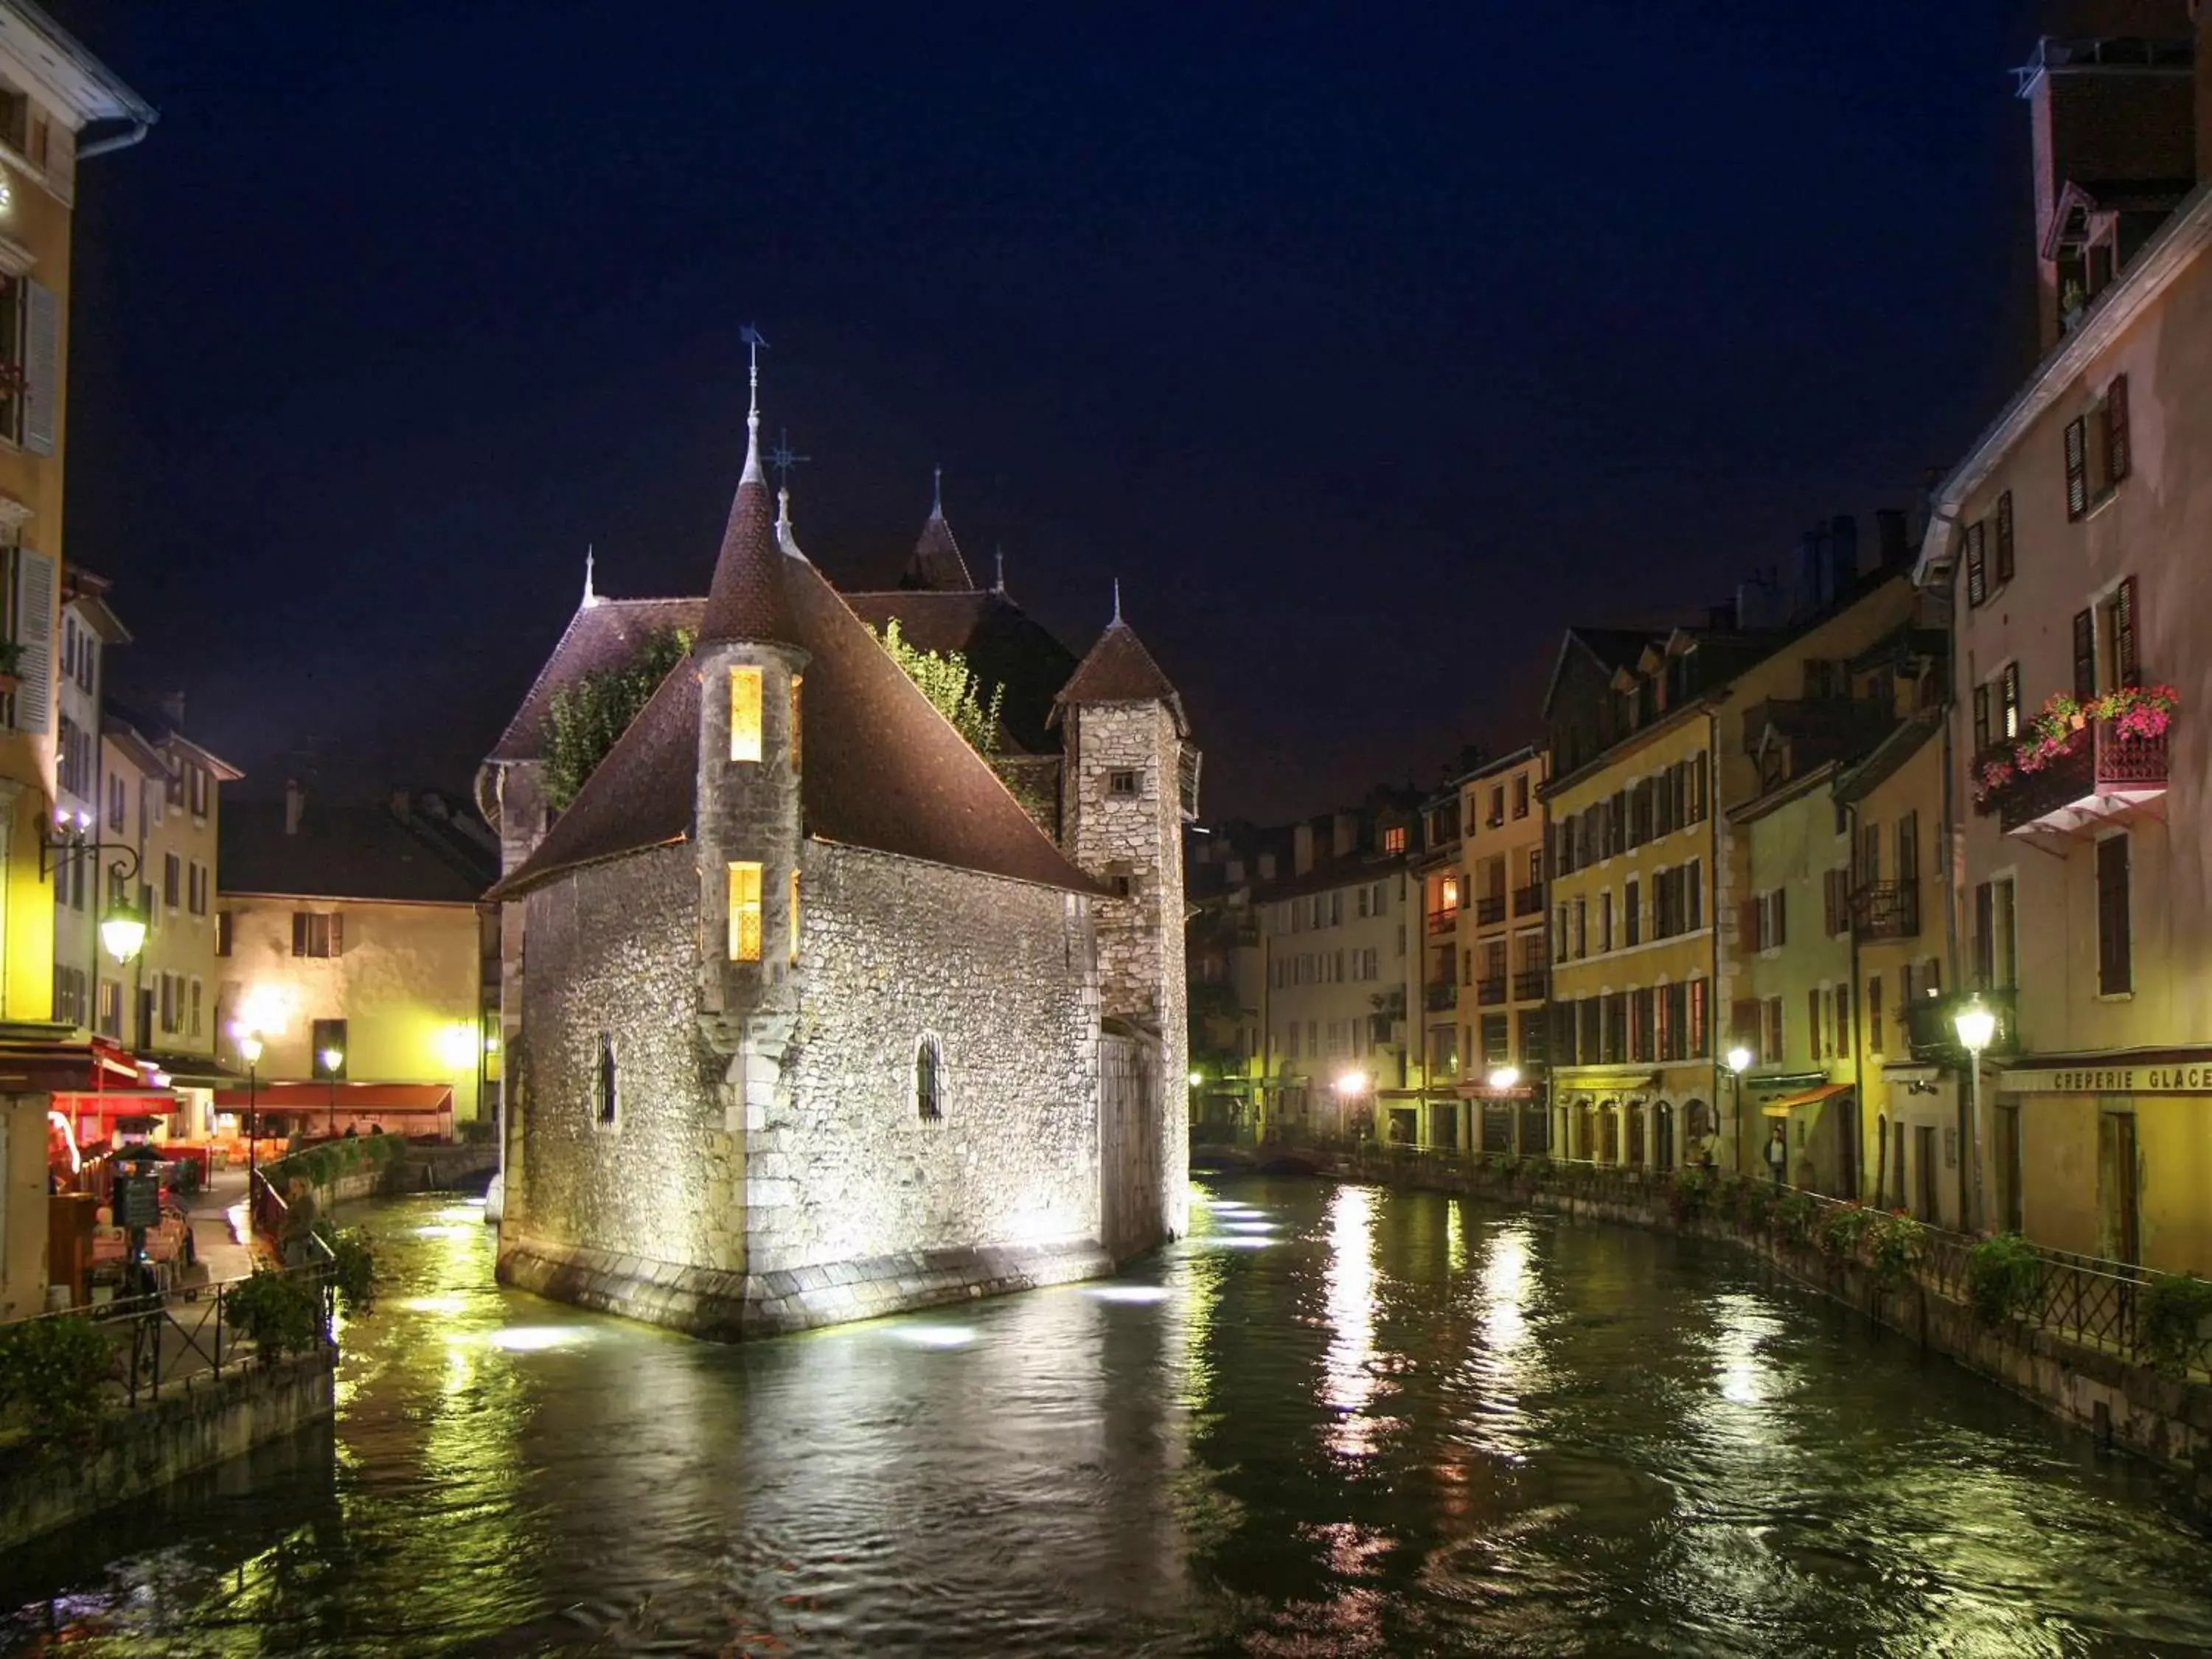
[225, 1270, 325, 1362]
[0, 1315, 114, 1444]
[2139, 1272, 2212, 1374]
[1966, 1232, 2044, 1326]
[870, 619, 1005, 756]
[545, 628, 695, 810]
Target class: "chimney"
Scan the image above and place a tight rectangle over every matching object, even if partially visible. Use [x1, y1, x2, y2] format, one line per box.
[2021, 3, 2196, 352]
[1257, 849, 1278, 883]
[389, 787, 412, 819]
[1829, 514, 1860, 594]
[160, 689, 186, 730]
[285, 779, 305, 836]
[1293, 821, 1315, 877]
[1333, 811, 1357, 860]
[1876, 508, 1910, 568]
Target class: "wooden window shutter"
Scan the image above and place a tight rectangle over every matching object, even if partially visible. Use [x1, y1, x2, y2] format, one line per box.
[1964, 519, 1986, 607]
[21, 278, 57, 457]
[1731, 998, 1759, 1045]
[1773, 888, 1787, 948]
[10, 546, 51, 737]
[2065, 416, 2088, 520]
[1738, 897, 1759, 954]
[2114, 576, 2139, 688]
[2096, 835, 2131, 996]
[1973, 883, 1994, 987]
[291, 911, 307, 956]
[1836, 985, 1851, 1057]
[1995, 490, 2015, 584]
[1972, 684, 1991, 752]
[2000, 661, 2022, 735]
[2106, 374, 2129, 484]
[2072, 609, 2096, 701]
[330, 912, 344, 956]
[1897, 811, 1918, 880]
[1823, 869, 1840, 938]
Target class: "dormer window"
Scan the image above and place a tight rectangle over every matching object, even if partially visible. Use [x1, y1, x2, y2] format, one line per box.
[729, 667, 764, 762]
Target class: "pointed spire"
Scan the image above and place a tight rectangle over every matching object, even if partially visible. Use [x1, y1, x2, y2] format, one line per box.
[776, 487, 791, 535]
[992, 545, 1006, 594]
[699, 330, 794, 645]
[902, 469, 975, 590]
[931, 464, 943, 517]
[582, 544, 598, 608]
[1111, 577, 1123, 626]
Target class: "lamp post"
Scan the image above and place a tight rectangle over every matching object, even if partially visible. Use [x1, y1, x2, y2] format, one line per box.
[240, 1032, 264, 1211]
[321, 1046, 344, 1138]
[1333, 1069, 1370, 1146]
[1954, 998, 1997, 1234]
[1725, 1045, 1753, 1172]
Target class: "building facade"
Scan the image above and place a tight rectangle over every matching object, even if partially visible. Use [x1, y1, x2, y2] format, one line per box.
[1456, 746, 1551, 1154]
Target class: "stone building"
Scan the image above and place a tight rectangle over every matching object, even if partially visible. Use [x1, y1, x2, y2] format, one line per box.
[482, 381, 1193, 1336]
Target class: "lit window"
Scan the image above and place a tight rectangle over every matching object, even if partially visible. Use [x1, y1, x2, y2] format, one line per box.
[1382, 826, 1407, 855]
[788, 868, 801, 963]
[729, 667, 764, 762]
[728, 861, 763, 961]
[790, 673, 803, 773]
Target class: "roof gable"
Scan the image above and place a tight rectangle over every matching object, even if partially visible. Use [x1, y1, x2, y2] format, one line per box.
[1052, 621, 1187, 733]
[900, 508, 975, 591]
[490, 597, 703, 764]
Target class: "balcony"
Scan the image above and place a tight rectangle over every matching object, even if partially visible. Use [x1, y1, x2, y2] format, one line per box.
[1851, 880, 1920, 942]
[1426, 908, 1458, 936]
[1512, 881, 1545, 917]
[1475, 894, 1507, 927]
[1512, 969, 1548, 1001]
[1424, 980, 1459, 1012]
[1981, 718, 2168, 837]
[1475, 976, 1507, 1006]
[1903, 986, 2020, 1065]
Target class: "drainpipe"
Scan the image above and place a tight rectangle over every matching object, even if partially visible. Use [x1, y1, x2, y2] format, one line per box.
[1843, 798, 1867, 1203]
[1938, 555, 1969, 1229]
[77, 118, 153, 161]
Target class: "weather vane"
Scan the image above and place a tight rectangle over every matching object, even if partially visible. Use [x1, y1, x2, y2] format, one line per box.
[740, 324, 768, 420]
[768, 428, 810, 490]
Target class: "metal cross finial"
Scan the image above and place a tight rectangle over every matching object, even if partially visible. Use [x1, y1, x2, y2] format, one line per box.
[993, 545, 1005, 592]
[931, 465, 943, 516]
[582, 543, 597, 607]
[1112, 577, 1123, 625]
[740, 324, 769, 417]
[767, 428, 810, 490]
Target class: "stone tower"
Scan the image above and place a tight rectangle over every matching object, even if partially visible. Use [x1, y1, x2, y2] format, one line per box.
[1054, 588, 1196, 1245]
[693, 363, 809, 1105]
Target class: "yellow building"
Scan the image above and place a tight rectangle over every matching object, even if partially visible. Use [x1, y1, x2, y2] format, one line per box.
[0, 5, 150, 1321]
[1455, 745, 1550, 1153]
[1543, 627, 1728, 1170]
[215, 785, 499, 1135]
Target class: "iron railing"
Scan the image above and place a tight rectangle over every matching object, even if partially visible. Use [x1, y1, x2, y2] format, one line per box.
[1991, 718, 2170, 833]
[1512, 969, 1548, 1001]
[1851, 879, 1920, 941]
[1513, 882, 1545, 917]
[1423, 981, 1458, 1012]
[1426, 908, 1458, 936]
[1475, 976, 1507, 1006]
[1475, 894, 1507, 927]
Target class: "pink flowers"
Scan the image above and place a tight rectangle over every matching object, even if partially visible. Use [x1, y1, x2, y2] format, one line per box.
[1972, 684, 2178, 813]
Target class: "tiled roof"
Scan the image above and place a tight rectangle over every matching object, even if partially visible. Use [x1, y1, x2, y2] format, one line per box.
[698, 458, 796, 645]
[492, 554, 1106, 901]
[900, 508, 974, 591]
[843, 588, 1076, 755]
[487, 597, 703, 764]
[223, 796, 496, 905]
[1052, 620, 1187, 734]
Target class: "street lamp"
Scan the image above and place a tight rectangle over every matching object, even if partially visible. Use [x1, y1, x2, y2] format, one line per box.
[239, 1032, 265, 1207]
[1486, 1065, 1520, 1091]
[1725, 1045, 1753, 1172]
[1955, 997, 1998, 1234]
[321, 1046, 344, 1138]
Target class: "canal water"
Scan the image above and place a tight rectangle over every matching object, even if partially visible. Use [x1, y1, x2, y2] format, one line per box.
[6, 1178, 2212, 1656]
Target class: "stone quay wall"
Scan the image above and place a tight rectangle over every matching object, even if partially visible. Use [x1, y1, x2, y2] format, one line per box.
[0, 1352, 335, 1551]
[1306, 1147, 2212, 1514]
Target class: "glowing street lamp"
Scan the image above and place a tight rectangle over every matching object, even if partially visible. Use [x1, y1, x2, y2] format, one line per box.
[1955, 997, 1997, 1233]
[1725, 1045, 1753, 1169]
[99, 900, 146, 966]
[1486, 1065, 1520, 1092]
[321, 1046, 344, 1138]
[239, 1031, 265, 1202]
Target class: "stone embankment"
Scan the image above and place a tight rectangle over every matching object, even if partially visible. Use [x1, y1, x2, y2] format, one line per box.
[1298, 1144, 2212, 1514]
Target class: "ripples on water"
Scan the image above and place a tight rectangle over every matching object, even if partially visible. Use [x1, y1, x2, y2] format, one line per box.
[5, 1181, 2212, 1657]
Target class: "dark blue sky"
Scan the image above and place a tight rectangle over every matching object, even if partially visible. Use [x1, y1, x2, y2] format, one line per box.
[52, 1, 2036, 821]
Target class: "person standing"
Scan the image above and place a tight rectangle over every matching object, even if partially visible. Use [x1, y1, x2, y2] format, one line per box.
[1764, 1123, 1789, 1188]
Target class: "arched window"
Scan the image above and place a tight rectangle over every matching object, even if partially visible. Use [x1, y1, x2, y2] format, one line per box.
[915, 1037, 944, 1121]
[1684, 1098, 1711, 1142]
[593, 1034, 618, 1127]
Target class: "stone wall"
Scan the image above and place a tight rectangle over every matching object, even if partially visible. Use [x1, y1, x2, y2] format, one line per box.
[0, 1352, 335, 1551]
[503, 844, 742, 1279]
[760, 841, 1102, 1276]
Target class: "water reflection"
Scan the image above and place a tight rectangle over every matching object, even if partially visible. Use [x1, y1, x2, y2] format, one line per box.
[4, 1181, 2212, 1656]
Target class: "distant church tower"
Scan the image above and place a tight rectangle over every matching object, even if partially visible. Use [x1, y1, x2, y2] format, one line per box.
[1054, 584, 1196, 1246]
[693, 347, 808, 1093]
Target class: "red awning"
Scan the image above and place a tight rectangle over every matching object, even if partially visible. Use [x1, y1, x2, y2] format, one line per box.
[211, 1082, 454, 1116]
[1761, 1082, 1852, 1117]
[55, 1089, 183, 1119]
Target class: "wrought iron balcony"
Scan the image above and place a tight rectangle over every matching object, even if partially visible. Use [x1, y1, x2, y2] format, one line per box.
[1512, 969, 1548, 1001]
[1424, 980, 1459, 1012]
[1851, 879, 1920, 942]
[1426, 908, 1458, 936]
[1512, 881, 1545, 917]
[1985, 719, 2168, 837]
[1903, 985, 2020, 1065]
[1475, 894, 1507, 926]
[1475, 976, 1507, 1006]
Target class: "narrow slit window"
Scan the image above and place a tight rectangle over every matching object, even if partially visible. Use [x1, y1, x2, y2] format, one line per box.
[728, 861, 763, 961]
[790, 672, 803, 773]
[788, 867, 801, 963]
[729, 667, 764, 762]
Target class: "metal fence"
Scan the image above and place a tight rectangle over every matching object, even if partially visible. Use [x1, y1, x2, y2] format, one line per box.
[1291, 1138, 2212, 1380]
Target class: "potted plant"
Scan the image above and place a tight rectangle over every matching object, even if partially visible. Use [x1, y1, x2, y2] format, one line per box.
[0, 639, 21, 697]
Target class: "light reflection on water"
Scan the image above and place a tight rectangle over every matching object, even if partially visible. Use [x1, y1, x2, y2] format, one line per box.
[4, 1180, 2212, 1656]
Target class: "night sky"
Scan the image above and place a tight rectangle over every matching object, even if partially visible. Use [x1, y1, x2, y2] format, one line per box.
[49, 1, 2037, 824]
